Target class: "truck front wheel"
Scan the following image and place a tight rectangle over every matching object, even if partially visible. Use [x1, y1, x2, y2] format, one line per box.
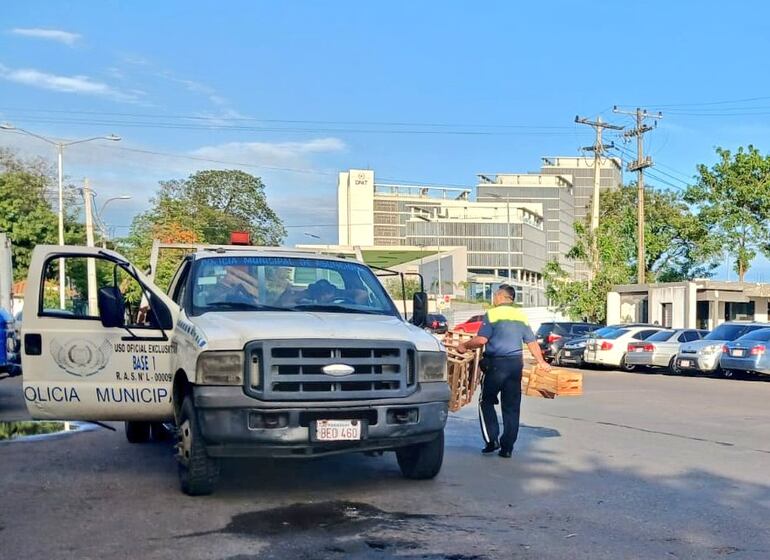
[125, 421, 151, 444]
[396, 431, 444, 480]
[177, 396, 220, 496]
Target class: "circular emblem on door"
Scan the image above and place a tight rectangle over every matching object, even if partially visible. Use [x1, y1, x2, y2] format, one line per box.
[50, 338, 112, 377]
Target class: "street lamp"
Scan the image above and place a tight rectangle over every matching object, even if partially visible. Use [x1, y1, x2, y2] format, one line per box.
[0, 123, 121, 308]
[97, 195, 132, 248]
[489, 193, 513, 285]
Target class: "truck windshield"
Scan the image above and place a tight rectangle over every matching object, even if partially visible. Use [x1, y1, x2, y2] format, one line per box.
[190, 256, 398, 317]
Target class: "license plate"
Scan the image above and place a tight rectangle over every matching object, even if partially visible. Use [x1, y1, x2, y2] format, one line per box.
[634, 347, 645, 352]
[315, 419, 362, 441]
[680, 359, 691, 367]
[732, 349, 745, 357]
[563, 350, 572, 357]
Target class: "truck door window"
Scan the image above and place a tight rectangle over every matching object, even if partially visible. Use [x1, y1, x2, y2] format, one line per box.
[171, 262, 191, 306]
[40, 255, 157, 328]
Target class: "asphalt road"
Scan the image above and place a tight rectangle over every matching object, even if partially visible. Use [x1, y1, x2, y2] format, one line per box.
[1, 369, 769, 560]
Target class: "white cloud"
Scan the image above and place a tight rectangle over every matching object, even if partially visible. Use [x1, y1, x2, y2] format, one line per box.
[10, 27, 81, 46]
[190, 138, 346, 167]
[0, 63, 141, 102]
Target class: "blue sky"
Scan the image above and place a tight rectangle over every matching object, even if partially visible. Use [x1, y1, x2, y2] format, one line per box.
[2, 1, 770, 278]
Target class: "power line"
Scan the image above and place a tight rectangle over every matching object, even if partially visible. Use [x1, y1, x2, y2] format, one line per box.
[0, 113, 578, 137]
[612, 144, 689, 187]
[0, 107, 576, 130]
[623, 95, 770, 109]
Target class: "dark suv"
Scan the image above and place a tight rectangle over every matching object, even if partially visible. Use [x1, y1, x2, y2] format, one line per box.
[425, 313, 448, 334]
[536, 322, 601, 362]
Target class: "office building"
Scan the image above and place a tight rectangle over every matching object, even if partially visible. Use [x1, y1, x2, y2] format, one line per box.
[477, 173, 575, 275]
[337, 169, 548, 305]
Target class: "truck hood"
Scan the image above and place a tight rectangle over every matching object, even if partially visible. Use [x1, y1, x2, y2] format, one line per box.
[188, 311, 443, 352]
[679, 339, 725, 354]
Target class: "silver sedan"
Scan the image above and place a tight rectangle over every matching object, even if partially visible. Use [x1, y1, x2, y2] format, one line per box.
[625, 328, 709, 373]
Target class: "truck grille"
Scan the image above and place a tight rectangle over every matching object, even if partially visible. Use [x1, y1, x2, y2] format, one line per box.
[247, 340, 415, 401]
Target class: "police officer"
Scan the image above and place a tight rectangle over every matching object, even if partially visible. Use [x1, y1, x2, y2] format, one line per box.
[457, 284, 550, 458]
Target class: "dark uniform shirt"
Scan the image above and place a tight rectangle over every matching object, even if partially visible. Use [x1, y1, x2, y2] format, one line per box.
[478, 304, 536, 357]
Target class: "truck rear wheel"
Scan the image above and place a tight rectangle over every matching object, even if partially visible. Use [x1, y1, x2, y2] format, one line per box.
[396, 431, 444, 480]
[125, 421, 151, 444]
[177, 396, 219, 496]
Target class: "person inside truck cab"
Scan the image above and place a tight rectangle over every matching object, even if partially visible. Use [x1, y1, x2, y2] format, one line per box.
[207, 265, 260, 305]
[278, 279, 367, 307]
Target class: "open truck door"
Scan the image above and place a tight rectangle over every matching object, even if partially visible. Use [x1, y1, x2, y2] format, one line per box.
[21, 246, 179, 422]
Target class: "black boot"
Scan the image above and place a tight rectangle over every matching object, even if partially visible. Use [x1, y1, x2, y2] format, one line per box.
[498, 448, 512, 458]
[482, 441, 500, 454]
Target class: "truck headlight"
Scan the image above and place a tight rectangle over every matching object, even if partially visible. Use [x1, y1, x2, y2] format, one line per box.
[196, 351, 244, 385]
[417, 351, 447, 382]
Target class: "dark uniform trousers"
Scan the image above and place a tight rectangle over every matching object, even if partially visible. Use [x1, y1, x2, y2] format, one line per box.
[478, 354, 523, 452]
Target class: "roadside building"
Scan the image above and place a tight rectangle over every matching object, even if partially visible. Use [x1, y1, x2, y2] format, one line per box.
[607, 281, 770, 330]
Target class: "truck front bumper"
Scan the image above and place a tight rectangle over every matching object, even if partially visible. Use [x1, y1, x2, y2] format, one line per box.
[193, 383, 450, 458]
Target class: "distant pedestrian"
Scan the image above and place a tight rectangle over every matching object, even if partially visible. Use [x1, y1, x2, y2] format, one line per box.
[457, 285, 550, 458]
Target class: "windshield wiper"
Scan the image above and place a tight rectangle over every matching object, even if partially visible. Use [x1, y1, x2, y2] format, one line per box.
[292, 303, 384, 315]
[203, 301, 293, 312]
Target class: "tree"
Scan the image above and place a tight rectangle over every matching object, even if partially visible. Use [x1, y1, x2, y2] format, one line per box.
[384, 277, 422, 302]
[0, 149, 84, 281]
[685, 145, 770, 281]
[545, 183, 716, 322]
[124, 169, 286, 291]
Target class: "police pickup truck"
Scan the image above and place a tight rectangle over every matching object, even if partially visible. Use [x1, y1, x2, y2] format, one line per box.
[21, 245, 449, 495]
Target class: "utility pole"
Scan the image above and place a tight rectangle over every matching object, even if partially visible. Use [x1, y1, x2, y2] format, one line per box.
[574, 115, 624, 281]
[613, 106, 662, 284]
[83, 178, 99, 316]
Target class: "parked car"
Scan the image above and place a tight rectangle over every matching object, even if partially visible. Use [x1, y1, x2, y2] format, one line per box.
[536, 322, 601, 363]
[584, 326, 666, 371]
[625, 328, 709, 373]
[556, 324, 650, 367]
[425, 313, 448, 334]
[453, 314, 484, 334]
[719, 327, 770, 378]
[675, 322, 768, 377]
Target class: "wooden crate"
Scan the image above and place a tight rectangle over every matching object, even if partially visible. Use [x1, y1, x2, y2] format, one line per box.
[523, 366, 583, 399]
[444, 331, 482, 412]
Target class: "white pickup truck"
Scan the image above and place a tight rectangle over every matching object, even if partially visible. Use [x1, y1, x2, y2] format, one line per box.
[21, 245, 449, 495]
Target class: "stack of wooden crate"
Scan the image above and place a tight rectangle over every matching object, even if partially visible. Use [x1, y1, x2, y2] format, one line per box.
[522, 366, 583, 399]
[443, 331, 482, 412]
[442, 332, 583, 410]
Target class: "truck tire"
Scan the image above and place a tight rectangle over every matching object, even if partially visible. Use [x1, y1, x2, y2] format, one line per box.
[177, 396, 219, 496]
[396, 431, 444, 480]
[125, 421, 151, 444]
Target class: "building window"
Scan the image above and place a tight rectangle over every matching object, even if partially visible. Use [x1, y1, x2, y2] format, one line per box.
[725, 302, 755, 321]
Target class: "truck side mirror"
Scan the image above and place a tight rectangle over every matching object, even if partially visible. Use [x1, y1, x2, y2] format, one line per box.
[98, 286, 126, 328]
[411, 291, 428, 327]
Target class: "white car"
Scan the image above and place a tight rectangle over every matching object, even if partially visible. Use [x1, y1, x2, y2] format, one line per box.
[584, 326, 666, 370]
